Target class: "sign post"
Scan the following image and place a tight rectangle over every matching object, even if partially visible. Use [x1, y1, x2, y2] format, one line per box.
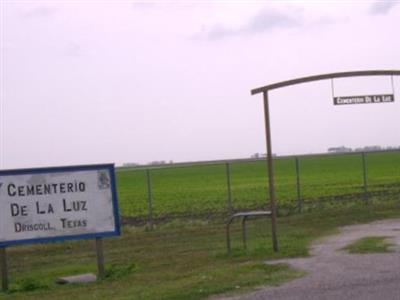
[0, 164, 120, 284]
[95, 237, 105, 279]
[0, 247, 8, 292]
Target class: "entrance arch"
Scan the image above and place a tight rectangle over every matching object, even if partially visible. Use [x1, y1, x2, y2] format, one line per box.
[251, 70, 400, 252]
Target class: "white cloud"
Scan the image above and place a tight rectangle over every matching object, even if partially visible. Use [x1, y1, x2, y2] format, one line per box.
[244, 8, 299, 33]
[204, 8, 300, 40]
[369, 1, 399, 15]
[21, 5, 57, 19]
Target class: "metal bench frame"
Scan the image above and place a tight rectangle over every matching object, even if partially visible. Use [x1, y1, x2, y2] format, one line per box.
[226, 211, 271, 254]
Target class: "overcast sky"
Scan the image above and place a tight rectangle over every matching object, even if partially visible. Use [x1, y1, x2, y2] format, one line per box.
[1, 0, 400, 169]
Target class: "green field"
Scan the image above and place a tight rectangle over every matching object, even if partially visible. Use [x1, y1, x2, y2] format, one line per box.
[116, 151, 400, 219]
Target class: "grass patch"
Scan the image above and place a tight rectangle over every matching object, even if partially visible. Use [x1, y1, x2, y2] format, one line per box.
[104, 263, 137, 280]
[0, 204, 399, 300]
[13, 278, 49, 293]
[343, 236, 395, 254]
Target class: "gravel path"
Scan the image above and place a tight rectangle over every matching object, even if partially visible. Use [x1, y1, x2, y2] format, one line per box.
[214, 218, 400, 300]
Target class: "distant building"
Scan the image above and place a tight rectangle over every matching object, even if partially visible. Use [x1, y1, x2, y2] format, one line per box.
[354, 145, 383, 152]
[251, 152, 275, 158]
[251, 153, 260, 159]
[363, 145, 382, 152]
[123, 162, 139, 167]
[150, 161, 166, 165]
[385, 146, 400, 150]
[328, 146, 352, 153]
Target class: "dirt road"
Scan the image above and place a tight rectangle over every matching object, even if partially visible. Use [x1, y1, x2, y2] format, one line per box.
[216, 218, 400, 300]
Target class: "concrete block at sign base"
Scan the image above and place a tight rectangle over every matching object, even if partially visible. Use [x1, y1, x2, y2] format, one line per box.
[56, 273, 97, 284]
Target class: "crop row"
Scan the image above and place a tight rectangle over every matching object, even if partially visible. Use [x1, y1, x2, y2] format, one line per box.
[116, 151, 400, 219]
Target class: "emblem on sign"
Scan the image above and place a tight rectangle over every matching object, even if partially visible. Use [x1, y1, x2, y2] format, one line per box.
[97, 171, 110, 189]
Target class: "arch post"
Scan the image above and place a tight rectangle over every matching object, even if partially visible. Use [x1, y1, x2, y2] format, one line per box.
[263, 91, 278, 252]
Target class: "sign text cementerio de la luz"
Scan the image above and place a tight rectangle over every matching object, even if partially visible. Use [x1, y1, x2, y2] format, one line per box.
[333, 94, 394, 105]
[0, 164, 120, 246]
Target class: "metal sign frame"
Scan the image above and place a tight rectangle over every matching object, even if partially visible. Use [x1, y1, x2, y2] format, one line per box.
[0, 163, 121, 247]
[251, 69, 400, 252]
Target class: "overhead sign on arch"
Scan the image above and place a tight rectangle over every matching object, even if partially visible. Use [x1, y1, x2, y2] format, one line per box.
[333, 94, 395, 105]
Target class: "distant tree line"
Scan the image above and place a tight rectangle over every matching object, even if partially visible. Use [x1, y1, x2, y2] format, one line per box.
[328, 145, 400, 153]
[122, 160, 174, 167]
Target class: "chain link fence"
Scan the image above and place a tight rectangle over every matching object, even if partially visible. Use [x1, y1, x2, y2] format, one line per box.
[117, 150, 400, 226]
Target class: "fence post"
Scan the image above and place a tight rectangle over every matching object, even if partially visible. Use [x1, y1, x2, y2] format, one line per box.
[361, 152, 369, 204]
[226, 162, 233, 213]
[146, 169, 154, 230]
[295, 157, 302, 213]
